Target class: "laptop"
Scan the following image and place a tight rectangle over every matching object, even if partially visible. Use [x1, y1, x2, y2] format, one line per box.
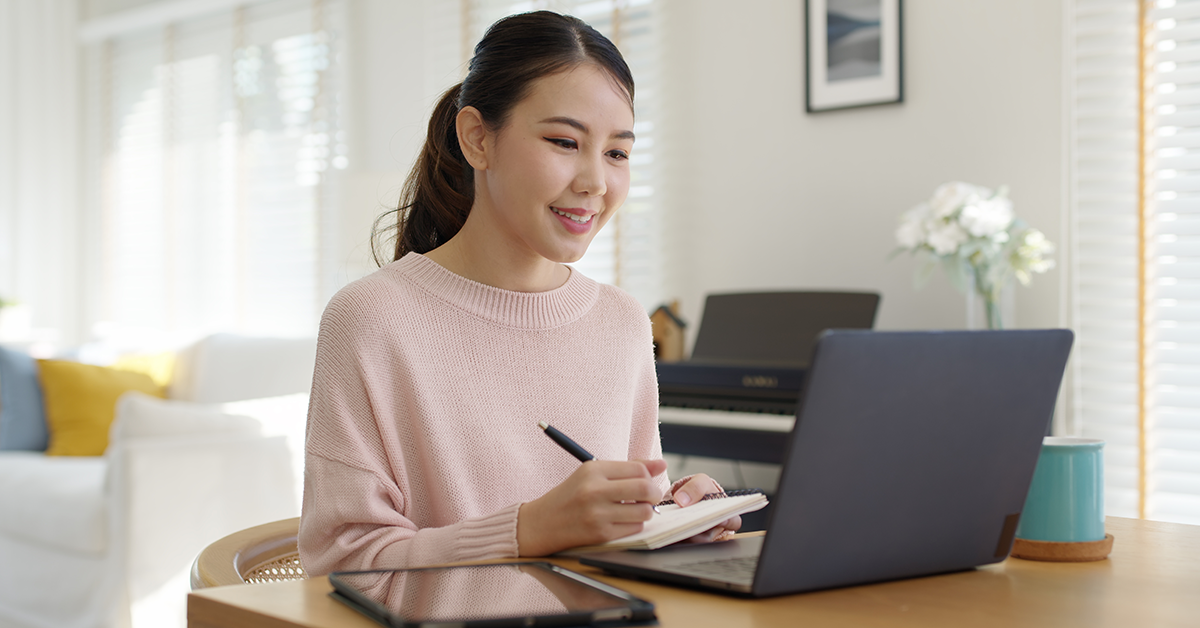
[581, 329, 1074, 597]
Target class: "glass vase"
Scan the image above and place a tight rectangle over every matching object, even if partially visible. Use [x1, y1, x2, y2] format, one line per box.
[983, 294, 1003, 330]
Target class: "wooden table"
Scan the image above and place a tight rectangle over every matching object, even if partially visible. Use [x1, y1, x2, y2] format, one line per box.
[188, 517, 1200, 628]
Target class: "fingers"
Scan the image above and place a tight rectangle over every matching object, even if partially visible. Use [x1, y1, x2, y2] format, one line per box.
[589, 459, 667, 480]
[673, 473, 721, 507]
[598, 500, 659, 523]
[519, 458, 670, 556]
[638, 458, 669, 477]
[582, 460, 665, 501]
[603, 477, 664, 506]
[568, 461, 663, 521]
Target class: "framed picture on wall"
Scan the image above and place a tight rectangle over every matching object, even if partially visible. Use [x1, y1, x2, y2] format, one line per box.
[805, 0, 903, 113]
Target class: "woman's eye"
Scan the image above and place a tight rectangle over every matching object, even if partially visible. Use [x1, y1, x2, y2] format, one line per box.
[545, 137, 577, 150]
[607, 149, 630, 161]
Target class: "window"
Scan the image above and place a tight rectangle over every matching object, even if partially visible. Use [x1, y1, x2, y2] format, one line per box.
[461, 0, 663, 309]
[1070, 0, 1200, 524]
[83, 0, 347, 341]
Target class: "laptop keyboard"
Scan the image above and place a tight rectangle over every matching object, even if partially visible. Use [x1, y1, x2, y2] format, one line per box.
[668, 555, 759, 584]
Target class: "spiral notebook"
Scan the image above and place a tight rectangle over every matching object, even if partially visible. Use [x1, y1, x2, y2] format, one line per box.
[561, 490, 769, 554]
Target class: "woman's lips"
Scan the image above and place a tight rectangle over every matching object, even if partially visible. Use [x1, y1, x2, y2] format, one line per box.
[551, 207, 595, 235]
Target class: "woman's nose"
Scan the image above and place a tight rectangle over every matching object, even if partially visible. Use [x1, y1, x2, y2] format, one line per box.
[572, 153, 607, 197]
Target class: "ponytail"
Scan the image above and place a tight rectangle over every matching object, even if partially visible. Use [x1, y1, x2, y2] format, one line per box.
[371, 84, 474, 265]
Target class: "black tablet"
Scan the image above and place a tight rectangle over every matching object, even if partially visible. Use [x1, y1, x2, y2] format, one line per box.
[328, 562, 656, 627]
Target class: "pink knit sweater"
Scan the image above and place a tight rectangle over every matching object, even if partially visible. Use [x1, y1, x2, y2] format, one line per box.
[299, 253, 668, 575]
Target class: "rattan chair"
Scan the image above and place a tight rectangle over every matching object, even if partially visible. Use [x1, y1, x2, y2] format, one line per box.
[190, 517, 306, 589]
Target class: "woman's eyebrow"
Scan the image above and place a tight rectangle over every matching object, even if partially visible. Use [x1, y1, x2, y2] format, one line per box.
[539, 116, 636, 141]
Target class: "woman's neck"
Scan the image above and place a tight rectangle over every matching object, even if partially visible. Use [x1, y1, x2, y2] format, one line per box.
[423, 214, 570, 293]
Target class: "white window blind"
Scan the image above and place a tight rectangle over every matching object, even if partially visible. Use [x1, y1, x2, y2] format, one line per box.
[1070, 0, 1142, 519]
[84, 0, 346, 341]
[1144, 0, 1200, 523]
[463, 0, 663, 309]
[1071, 0, 1200, 525]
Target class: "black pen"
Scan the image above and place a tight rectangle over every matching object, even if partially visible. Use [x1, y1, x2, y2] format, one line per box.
[538, 421, 595, 462]
[537, 421, 660, 514]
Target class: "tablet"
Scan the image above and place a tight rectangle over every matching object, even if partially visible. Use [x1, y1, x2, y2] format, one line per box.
[328, 562, 656, 627]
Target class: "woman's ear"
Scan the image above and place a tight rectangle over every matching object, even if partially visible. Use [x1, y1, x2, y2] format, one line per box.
[456, 106, 489, 170]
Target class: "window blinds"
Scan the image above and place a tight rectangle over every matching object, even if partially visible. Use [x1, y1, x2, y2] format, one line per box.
[1071, 0, 1200, 524]
[1070, 0, 1142, 519]
[85, 0, 346, 340]
[1142, 0, 1200, 523]
[462, 0, 662, 309]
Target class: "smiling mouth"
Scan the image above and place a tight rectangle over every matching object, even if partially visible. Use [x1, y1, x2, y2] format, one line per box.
[551, 207, 594, 224]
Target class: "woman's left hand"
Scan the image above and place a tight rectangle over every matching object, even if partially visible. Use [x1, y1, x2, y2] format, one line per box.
[670, 473, 742, 543]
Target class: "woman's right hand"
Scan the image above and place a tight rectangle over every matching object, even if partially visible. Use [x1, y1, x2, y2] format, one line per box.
[516, 459, 668, 557]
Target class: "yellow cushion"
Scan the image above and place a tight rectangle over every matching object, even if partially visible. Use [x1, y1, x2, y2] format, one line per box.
[111, 351, 176, 388]
[38, 360, 165, 456]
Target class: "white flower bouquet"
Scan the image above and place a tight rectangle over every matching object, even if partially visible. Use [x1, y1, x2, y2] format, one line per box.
[894, 182, 1055, 329]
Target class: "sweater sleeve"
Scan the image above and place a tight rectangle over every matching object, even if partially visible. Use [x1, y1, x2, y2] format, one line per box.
[299, 453, 520, 575]
[625, 306, 670, 495]
[298, 294, 520, 576]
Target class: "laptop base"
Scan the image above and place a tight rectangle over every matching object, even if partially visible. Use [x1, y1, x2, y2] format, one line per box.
[582, 536, 763, 595]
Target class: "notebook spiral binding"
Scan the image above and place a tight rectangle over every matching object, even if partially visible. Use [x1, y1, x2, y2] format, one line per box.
[656, 488, 764, 507]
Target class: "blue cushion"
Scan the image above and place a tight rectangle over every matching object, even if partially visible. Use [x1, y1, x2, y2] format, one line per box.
[0, 345, 48, 451]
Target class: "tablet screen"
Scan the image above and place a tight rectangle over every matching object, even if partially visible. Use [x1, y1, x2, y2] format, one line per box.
[330, 562, 653, 627]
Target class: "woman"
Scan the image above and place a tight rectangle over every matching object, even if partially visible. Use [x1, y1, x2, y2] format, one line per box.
[299, 11, 738, 575]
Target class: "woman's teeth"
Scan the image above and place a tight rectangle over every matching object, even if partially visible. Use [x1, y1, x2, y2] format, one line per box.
[552, 208, 592, 224]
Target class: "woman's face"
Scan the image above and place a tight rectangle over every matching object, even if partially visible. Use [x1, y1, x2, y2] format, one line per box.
[473, 63, 635, 264]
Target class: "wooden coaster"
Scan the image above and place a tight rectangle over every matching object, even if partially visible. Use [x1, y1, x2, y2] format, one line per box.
[1010, 534, 1114, 562]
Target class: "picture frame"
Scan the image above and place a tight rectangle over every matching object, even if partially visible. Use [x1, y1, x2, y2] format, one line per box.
[805, 0, 903, 113]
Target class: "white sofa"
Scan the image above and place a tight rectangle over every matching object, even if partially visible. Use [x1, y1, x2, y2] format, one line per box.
[0, 334, 315, 628]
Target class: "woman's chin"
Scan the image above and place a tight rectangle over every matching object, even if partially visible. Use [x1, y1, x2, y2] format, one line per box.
[540, 241, 592, 265]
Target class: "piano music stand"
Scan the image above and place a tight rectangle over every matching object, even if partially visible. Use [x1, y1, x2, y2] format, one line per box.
[689, 291, 880, 366]
[659, 291, 880, 463]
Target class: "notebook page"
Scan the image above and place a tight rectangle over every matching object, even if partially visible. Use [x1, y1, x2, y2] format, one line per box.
[564, 493, 768, 553]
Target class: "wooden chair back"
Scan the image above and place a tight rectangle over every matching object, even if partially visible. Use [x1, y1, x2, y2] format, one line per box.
[190, 517, 306, 589]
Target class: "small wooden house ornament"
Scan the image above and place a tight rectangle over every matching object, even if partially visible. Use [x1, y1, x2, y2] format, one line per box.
[650, 301, 686, 362]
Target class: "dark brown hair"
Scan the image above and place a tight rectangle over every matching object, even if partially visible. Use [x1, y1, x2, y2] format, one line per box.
[371, 11, 635, 265]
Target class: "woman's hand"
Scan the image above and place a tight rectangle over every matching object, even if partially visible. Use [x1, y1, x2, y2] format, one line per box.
[670, 473, 742, 544]
[517, 459, 667, 557]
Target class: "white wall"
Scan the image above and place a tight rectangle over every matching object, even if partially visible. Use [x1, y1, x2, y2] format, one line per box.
[333, 0, 466, 279]
[657, 0, 1065, 343]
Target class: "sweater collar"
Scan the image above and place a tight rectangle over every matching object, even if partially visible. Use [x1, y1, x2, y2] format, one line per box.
[391, 253, 600, 330]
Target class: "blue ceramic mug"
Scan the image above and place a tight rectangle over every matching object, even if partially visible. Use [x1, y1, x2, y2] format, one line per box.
[1016, 436, 1105, 543]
